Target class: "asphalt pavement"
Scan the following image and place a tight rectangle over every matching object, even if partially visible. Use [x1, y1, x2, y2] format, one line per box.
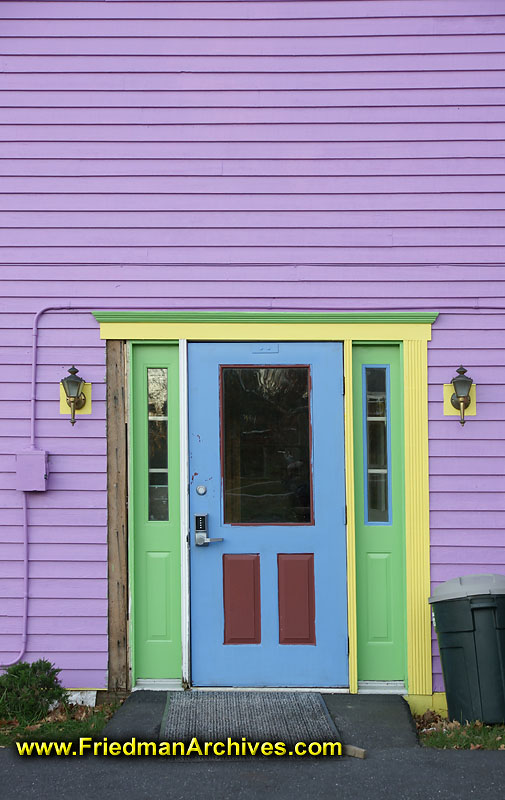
[1, 691, 503, 800]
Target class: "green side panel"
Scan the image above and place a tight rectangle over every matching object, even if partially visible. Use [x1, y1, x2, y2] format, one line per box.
[353, 344, 406, 682]
[130, 344, 181, 681]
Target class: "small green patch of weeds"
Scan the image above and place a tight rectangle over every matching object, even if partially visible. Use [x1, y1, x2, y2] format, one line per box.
[0, 700, 123, 748]
[415, 710, 505, 750]
[0, 658, 124, 749]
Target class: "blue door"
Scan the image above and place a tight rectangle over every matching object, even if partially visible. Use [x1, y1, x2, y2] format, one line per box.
[189, 342, 348, 687]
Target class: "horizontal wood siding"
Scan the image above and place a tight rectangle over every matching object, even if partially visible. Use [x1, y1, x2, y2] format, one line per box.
[0, 2, 504, 691]
[0, 1, 504, 263]
[428, 314, 505, 692]
[0, 311, 107, 688]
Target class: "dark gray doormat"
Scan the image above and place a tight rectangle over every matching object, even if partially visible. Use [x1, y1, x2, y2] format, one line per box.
[162, 691, 340, 746]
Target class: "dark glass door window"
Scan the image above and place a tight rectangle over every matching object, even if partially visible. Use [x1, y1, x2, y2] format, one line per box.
[221, 366, 313, 524]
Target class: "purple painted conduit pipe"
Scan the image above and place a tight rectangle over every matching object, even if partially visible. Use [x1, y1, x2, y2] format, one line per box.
[2, 305, 117, 668]
[2, 302, 171, 668]
[5, 490, 30, 669]
[2, 306, 86, 667]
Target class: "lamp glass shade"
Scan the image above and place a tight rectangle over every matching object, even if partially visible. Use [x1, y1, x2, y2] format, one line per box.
[61, 366, 85, 399]
[451, 369, 472, 399]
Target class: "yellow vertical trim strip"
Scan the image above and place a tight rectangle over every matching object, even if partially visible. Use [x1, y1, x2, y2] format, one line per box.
[344, 340, 358, 694]
[404, 339, 432, 695]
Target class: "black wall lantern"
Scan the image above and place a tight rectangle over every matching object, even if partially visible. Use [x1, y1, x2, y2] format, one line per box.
[450, 365, 473, 426]
[61, 365, 87, 426]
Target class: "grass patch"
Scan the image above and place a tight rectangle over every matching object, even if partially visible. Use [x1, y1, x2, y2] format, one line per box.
[0, 700, 122, 748]
[415, 710, 505, 750]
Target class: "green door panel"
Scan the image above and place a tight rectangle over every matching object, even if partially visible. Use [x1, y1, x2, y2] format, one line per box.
[130, 344, 181, 681]
[353, 344, 406, 683]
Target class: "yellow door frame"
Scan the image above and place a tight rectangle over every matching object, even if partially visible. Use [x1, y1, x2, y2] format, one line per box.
[93, 310, 437, 701]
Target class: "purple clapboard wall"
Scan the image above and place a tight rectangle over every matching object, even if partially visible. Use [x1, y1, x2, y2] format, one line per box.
[0, 1, 504, 691]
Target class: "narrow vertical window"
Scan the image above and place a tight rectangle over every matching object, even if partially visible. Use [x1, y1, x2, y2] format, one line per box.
[147, 368, 169, 521]
[364, 366, 390, 524]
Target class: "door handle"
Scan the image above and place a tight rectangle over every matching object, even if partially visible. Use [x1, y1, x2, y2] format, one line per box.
[195, 531, 224, 547]
[194, 514, 223, 547]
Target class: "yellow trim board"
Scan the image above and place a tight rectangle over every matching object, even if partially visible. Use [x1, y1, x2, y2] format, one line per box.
[98, 321, 432, 342]
[443, 383, 477, 416]
[406, 693, 448, 717]
[59, 382, 92, 415]
[404, 341, 432, 696]
[344, 340, 358, 695]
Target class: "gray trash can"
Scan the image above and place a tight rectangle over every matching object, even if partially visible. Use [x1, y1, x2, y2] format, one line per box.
[429, 574, 505, 723]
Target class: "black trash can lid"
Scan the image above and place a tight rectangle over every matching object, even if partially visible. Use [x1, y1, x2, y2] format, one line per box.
[429, 573, 505, 603]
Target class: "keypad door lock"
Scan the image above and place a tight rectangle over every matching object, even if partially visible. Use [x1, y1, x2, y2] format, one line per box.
[194, 514, 223, 546]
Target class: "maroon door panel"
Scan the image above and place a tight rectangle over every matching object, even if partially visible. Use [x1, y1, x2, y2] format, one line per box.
[278, 553, 316, 645]
[223, 554, 261, 644]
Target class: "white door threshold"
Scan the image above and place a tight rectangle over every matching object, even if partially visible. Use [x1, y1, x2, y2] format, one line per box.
[133, 681, 350, 693]
[358, 681, 406, 695]
[133, 679, 184, 691]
